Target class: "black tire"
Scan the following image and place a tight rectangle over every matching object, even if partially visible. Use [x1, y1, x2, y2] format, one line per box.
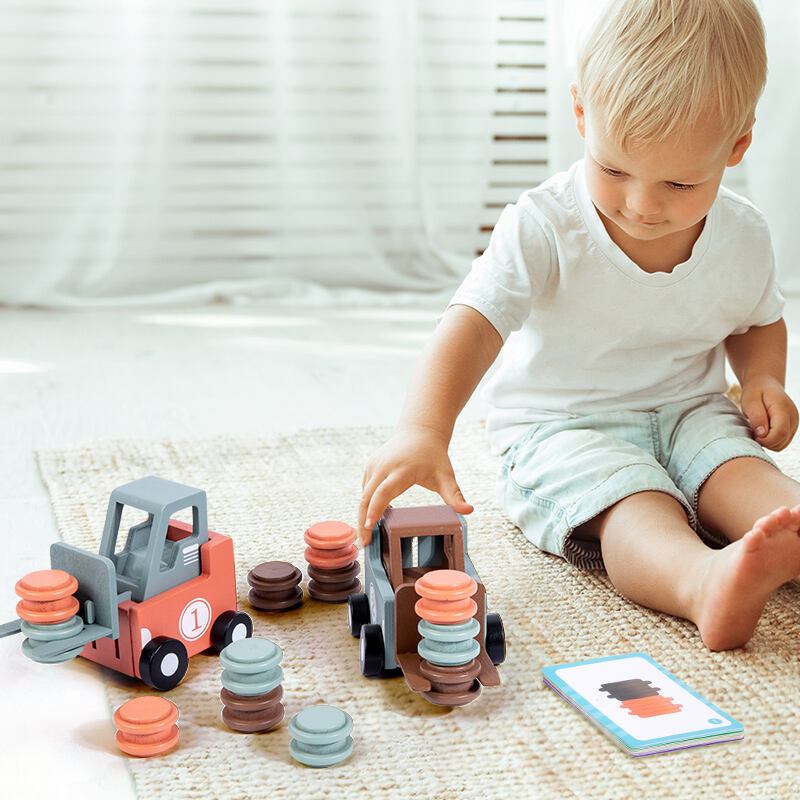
[347, 593, 371, 637]
[210, 610, 253, 652]
[359, 623, 386, 677]
[485, 612, 506, 666]
[139, 637, 189, 691]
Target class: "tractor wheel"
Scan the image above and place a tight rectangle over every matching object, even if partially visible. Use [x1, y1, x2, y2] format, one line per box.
[347, 593, 371, 637]
[359, 623, 386, 677]
[210, 610, 253, 652]
[485, 612, 506, 666]
[139, 637, 189, 691]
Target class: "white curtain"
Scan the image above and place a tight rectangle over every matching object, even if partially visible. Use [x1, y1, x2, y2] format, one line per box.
[0, 1, 495, 307]
[745, 2, 800, 295]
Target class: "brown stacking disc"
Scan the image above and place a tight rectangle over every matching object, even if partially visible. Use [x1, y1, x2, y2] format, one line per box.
[247, 562, 303, 612]
[419, 658, 482, 707]
[306, 561, 359, 585]
[220, 685, 284, 733]
[307, 578, 361, 603]
[248, 585, 303, 612]
[307, 561, 361, 602]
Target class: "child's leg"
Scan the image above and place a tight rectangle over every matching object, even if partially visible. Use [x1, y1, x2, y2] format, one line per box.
[697, 456, 800, 540]
[581, 489, 800, 650]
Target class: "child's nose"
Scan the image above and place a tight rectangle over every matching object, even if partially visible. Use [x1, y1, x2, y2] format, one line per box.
[625, 186, 661, 218]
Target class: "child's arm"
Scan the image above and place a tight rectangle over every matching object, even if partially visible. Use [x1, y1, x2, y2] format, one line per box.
[725, 317, 799, 450]
[358, 303, 503, 544]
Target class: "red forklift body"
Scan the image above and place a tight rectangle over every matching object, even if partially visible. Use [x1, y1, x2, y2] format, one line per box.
[81, 522, 236, 678]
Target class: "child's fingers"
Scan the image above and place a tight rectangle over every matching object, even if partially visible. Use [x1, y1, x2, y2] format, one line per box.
[360, 473, 411, 546]
[437, 478, 474, 515]
[760, 405, 793, 451]
[742, 395, 770, 440]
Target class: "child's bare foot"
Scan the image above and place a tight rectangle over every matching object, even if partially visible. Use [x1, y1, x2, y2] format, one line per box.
[695, 505, 800, 650]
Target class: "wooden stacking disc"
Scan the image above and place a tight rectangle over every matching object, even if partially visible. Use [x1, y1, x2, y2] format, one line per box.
[306, 562, 361, 603]
[289, 705, 354, 767]
[15, 569, 80, 625]
[414, 570, 478, 625]
[304, 521, 361, 603]
[304, 542, 359, 570]
[114, 696, 180, 757]
[303, 520, 356, 551]
[419, 658, 482, 707]
[247, 561, 303, 612]
[221, 685, 285, 732]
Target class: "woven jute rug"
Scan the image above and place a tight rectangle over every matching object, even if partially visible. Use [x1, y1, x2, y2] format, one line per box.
[36, 422, 800, 800]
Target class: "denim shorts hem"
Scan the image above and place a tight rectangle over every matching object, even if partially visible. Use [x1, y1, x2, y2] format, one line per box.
[561, 466, 695, 570]
[679, 443, 779, 548]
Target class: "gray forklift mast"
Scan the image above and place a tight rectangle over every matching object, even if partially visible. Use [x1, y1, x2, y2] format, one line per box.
[98, 476, 210, 603]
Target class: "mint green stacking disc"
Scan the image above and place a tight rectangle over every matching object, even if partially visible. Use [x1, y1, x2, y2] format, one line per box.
[289, 705, 354, 767]
[21, 617, 85, 663]
[417, 618, 481, 666]
[220, 637, 283, 696]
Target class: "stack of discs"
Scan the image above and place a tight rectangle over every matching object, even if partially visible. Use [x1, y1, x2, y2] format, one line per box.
[219, 637, 285, 733]
[247, 561, 303, 612]
[289, 705, 354, 767]
[114, 696, 180, 757]
[303, 521, 361, 603]
[414, 569, 482, 706]
[15, 569, 85, 663]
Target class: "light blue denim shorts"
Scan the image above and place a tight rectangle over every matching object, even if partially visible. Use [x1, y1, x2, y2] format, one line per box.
[498, 393, 777, 570]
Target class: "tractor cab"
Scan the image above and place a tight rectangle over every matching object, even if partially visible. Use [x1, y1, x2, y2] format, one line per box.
[99, 476, 209, 603]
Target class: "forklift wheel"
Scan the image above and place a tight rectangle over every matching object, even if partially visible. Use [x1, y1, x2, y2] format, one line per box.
[485, 612, 506, 666]
[347, 593, 371, 638]
[210, 610, 253, 652]
[359, 623, 386, 677]
[140, 637, 189, 691]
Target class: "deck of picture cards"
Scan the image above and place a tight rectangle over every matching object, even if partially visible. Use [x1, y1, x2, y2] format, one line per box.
[542, 653, 743, 756]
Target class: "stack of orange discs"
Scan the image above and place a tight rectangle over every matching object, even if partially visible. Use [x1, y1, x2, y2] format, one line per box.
[114, 696, 180, 757]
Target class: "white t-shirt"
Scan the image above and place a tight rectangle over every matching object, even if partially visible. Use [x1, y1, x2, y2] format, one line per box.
[450, 160, 785, 455]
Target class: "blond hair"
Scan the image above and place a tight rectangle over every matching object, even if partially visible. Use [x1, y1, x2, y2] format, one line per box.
[575, 0, 767, 150]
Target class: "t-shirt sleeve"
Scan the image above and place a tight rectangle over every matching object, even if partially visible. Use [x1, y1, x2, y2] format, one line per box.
[730, 219, 785, 335]
[447, 201, 555, 341]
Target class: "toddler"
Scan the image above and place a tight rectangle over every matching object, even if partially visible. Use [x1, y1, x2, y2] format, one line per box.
[359, 0, 800, 651]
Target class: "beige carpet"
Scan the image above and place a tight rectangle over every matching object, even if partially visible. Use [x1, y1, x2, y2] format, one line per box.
[36, 422, 800, 800]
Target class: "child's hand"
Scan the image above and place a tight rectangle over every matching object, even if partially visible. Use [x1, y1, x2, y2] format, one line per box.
[358, 425, 474, 545]
[740, 376, 799, 451]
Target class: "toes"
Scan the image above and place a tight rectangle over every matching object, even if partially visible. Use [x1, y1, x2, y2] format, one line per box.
[791, 505, 800, 529]
[755, 507, 792, 535]
[742, 526, 766, 552]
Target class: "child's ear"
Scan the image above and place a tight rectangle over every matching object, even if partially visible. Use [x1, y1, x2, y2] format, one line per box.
[570, 83, 586, 138]
[727, 129, 753, 167]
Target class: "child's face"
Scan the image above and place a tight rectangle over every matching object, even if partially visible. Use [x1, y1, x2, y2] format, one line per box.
[570, 86, 752, 247]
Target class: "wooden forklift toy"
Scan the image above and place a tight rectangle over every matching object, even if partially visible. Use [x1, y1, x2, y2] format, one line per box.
[347, 505, 505, 706]
[1, 476, 252, 690]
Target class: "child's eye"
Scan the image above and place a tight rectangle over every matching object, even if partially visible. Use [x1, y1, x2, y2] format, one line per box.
[600, 166, 624, 177]
[668, 182, 696, 191]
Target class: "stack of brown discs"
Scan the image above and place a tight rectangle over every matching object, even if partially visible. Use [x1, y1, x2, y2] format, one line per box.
[303, 521, 361, 603]
[247, 561, 303, 612]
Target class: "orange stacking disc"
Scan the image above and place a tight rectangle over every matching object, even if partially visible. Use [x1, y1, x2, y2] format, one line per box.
[304, 521, 356, 550]
[415, 570, 478, 625]
[114, 696, 180, 757]
[15, 569, 80, 624]
[304, 543, 359, 569]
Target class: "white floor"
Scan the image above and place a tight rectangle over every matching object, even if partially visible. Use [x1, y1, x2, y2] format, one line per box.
[3, 300, 800, 799]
